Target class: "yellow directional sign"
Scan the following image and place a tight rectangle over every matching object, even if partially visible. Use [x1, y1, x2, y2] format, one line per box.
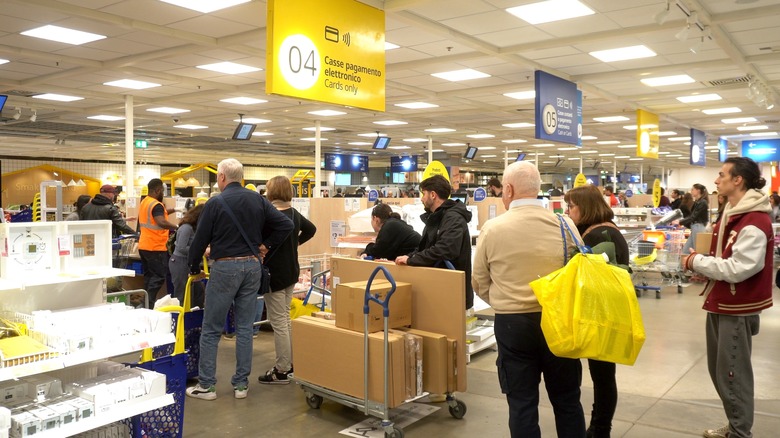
[422, 161, 450, 182]
[266, 0, 386, 111]
[652, 178, 662, 207]
[574, 173, 587, 188]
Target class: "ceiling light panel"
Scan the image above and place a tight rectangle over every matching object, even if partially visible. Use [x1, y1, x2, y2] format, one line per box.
[503, 91, 535, 100]
[395, 102, 439, 109]
[502, 122, 534, 128]
[736, 125, 768, 131]
[702, 107, 741, 115]
[196, 62, 261, 74]
[220, 97, 267, 105]
[33, 93, 84, 102]
[502, 139, 528, 143]
[147, 107, 189, 114]
[159, 0, 251, 13]
[303, 127, 336, 132]
[104, 79, 161, 89]
[373, 120, 407, 126]
[425, 128, 455, 133]
[589, 45, 656, 62]
[676, 94, 722, 103]
[174, 124, 208, 130]
[431, 69, 490, 82]
[722, 117, 757, 124]
[640, 75, 695, 87]
[308, 109, 347, 116]
[506, 0, 594, 24]
[467, 134, 495, 139]
[593, 116, 630, 123]
[21, 25, 106, 45]
[88, 115, 125, 121]
[385, 42, 400, 50]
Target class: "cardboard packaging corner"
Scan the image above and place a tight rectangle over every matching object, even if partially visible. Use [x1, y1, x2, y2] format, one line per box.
[695, 232, 713, 255]
[292, 316, 406, 407]
[333, 280, 412, 333]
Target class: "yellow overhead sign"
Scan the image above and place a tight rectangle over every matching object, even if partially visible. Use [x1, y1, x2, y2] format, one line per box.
[652, 178, 662, 208]
[636, 109, 660, 159]
[422, 160, 450, 182]
[573, 173, 587, 188]
[266, 0, 386, 111]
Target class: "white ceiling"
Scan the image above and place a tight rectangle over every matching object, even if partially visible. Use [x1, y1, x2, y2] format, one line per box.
[0, 0, 778, 174]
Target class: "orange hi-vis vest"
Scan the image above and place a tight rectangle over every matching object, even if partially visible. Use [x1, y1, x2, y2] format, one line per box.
[138, 196, 169, 251]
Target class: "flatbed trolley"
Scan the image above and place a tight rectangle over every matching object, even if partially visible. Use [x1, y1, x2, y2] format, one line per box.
[293, 265, 466, 438]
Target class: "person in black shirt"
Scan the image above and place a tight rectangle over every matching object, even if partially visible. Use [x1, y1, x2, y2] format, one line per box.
[670, 189, 683, 210]
[186, 158, 293, 401]
[80, 185, 135, 236]
[257, 175, 317, 385]
[361, 203, 421, 260]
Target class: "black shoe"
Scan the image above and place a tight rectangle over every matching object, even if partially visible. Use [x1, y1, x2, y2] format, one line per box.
[258, 367, 292, 385]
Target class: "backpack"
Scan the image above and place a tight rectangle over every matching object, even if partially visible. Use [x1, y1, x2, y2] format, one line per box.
[166, 229, 177, 255]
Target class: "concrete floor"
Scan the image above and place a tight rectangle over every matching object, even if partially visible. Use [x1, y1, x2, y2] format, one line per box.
[181, 284, 780, 437]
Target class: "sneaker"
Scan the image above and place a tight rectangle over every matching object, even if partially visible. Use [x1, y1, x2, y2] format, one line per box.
[252, 331, 259, 339]
[186, 384, 216, 401]
[222, 333, 236, 341]
[257, 367, 292, 385]
[703, 425, 730, 438]
[234, 385, 248, 399]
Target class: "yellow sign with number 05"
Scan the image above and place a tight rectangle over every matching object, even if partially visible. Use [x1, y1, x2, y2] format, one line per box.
[266, 0, 386, 111]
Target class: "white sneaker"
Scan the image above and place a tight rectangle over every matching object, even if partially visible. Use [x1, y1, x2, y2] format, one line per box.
[703, 425, 729, 438]
[234, 385, 248, 399]
[186, 384, 216, 401]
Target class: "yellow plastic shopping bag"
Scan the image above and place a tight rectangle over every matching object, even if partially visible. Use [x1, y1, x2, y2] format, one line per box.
[290, 297, 321, 320]
[530, 252, 646, 366]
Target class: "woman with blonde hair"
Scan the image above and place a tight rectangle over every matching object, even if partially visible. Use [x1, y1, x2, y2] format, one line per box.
[256, 175, 316, 384]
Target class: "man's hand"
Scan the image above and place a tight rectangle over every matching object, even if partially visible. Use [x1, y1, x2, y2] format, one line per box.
[395, 255, 409, 265]
[189, 271, 206, 281]
[259, 244, 269, 261]
[681, 248, 696, 271]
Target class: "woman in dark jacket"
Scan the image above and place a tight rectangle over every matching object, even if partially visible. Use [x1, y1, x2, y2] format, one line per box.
[361, 203, 421, 260]
[564, 184, 629, 438]
[680, 183, 709, 253]
[257, 175, 316, 385]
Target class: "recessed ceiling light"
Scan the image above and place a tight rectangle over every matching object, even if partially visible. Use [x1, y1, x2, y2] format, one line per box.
[579, 150, 598, 154]
[622, 125, 637, 130]
[197, 62, 261, 74]
[702, 107, 741, 115]
[657, 131, 677, 136]
[425, 128, 455, 133]
[506, 0, 594, 24]
[482, 154, 498, 158]
[0, 58, 8, 65]
[668, 136, 691, 141]
[596, 140, 620, 145]
[589, 45, 656, 62]
[567, 157, 581, 160]
[640, 75, 695, 87]
[348, 141, 372, 146]
[147, 107, 189, 114]
[558, 147, 578, 151]
[722, 117, 757, 124]
[750, 132, 778, 136]
[658, 151, 670, 155]
[159, 0, 251, 13]
[629, 158, 644, 161]
[301, 137, 328, 141]
[676, 94, 722, 103]
[303, 127, 336, 132]
[21, 25, 106, 45]
[104, 79, 161, 90]
[374, 120, 407, 126]
[533, 143, 555, 147]
[467, 134, 495, 139]
[174, 124, 208, 130]
[385, 42, 400, 50]
[593, 116, 630, 123]
[431, 69, 490, 82]
[598, 153, 616, 156]
[220, 97, 268, 105]
[395, 102, 438, 109]
[736, 125, 768, 131]
[234, 117, 270, 123]
[617, 145, 636, 148]
[581, 135, 598, 140]
[359, 132, 386, 137]
[666, 154, 682, 157]
[388, 146, 411, 149]
[502, 122, 534, 128]
[503, 91, 535, 100]
[403, 138, 429, 143]
[308, 109, 347, 116]
[431, 149, 445, 152]
[614, 155, 631, 159]
[442, 143, 466, 147]
[33, 93, 84, 102]
[88, 115, 125, 121]
[480, 147, 496, 150]
[251, 131, 273, 137]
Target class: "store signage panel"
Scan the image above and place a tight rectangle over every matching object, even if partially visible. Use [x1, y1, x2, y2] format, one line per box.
[741, 138, 780, 162]
[266, 0, 386, 111]
[690, 128, 706, 167]
[718, 138, 728, 162]
[324, 153, 368, 172]
[390, 156, 418, 172]
[534, 70, 581, 146]
[636, 109, 659, 159]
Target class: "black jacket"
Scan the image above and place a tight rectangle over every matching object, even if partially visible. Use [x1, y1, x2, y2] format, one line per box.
[408, 200, 474, 309]
[362, 217, 421, 260]
[680, 198, 709, 228]
[266, 208, 317, 291]
[80, 194, 135, 236]
[577, 222, 630, 266]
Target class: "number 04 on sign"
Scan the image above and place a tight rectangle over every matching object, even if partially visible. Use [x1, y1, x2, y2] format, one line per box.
[266, 0, 386, 112]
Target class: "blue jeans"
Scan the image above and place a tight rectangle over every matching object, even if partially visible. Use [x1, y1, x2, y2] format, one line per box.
[254, 296, 265, 334]
[683, 223, 706, 254]
[198, 259, 262, 388]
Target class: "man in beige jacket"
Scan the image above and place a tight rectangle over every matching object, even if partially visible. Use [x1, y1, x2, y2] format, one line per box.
[472, 161, 585, 438]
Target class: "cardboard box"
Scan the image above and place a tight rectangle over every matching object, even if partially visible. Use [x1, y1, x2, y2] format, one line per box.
[397, 328, 449, 395]
[334, 280, 412, 333]
[695, 232, 713, 255]
[391, 330, 423, 399]
[447, 339, 457, 394]
[292, 316, 406, 407]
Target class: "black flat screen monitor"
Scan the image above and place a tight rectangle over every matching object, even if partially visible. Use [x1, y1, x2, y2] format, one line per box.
[232, 122, 256, 140]
[450, 193, 468, 204]
[463, 146, 478, 160]
[516, 153, 526, 161]
[0, 95, 7, 114]
[373, 136, 391, 149]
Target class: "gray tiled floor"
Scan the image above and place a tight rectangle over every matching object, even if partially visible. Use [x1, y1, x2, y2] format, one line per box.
[182, 284, 780, 437]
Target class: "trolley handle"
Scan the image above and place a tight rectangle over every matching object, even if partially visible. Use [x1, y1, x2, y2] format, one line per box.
[363, 265, 396, 318]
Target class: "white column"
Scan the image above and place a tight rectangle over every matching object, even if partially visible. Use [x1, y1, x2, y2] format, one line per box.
[427, 136, 433, 164]
[314, 120, 321, 198]
[613, 161, 617, 186]
[504, 147, 509, 169]
[579, 157, 583, 174]
[640, 164, 644, 185]
[124, 95, 134, 196]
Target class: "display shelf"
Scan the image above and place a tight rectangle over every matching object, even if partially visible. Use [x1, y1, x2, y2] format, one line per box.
[35, 393, 175, 438]
[466, 334, 496, 363]
[0, 267, 134, 292]
[0, 332, 175, 381]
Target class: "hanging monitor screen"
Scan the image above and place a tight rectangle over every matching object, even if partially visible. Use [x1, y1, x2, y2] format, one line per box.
[0, 95, 7, 113]
[464, 146, 478, 160]
[232, 122, 256, 140]
[516, 153, 526, 161]
[373, 136, 391, 149]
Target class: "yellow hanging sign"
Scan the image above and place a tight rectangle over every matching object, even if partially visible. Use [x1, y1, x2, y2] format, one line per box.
[636, 109, 660, 159]
[422, 160, 450, 182]
[652, 178, 662, 207]
[573, 173, 587, 188]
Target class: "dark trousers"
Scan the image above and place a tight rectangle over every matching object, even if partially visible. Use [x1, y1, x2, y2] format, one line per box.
[139, 250, 169, 308]
[494, 312, 586, 438]
[587, 359, 617, 437]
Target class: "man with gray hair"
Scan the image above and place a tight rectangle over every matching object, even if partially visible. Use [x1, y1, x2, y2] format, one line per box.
[472, 161, 586, 437]
[186, 158, 293, 401]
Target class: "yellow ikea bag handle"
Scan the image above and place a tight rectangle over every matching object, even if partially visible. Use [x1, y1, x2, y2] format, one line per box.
[140, 305, 185, 363]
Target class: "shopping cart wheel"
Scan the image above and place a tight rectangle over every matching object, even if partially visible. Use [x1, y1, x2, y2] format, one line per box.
[448, 400, 467, 419]
[677, 285, 683, 294]
[385, 426, 404, 438]
[305, 393, 323, 409]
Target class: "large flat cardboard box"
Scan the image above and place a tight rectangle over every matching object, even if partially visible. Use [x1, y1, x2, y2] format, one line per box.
[397, 328, 449, 395]
[292, 316, 406, 407]
[334, 280, 412, 333]
[695, 232, 713, 255]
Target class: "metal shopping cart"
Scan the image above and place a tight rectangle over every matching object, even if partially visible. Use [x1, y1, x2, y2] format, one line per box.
[628, 217, 687, 299]
[108, 234, 137, 293]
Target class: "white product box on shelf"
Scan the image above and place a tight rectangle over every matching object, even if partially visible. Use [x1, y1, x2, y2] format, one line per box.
[26, 405, 59, 431]
[21, 375, 62, 402]
[0, 382, 27, 406]
[60, 396, 94, 421]
[10, 410, 39, 438]
[0, 406, 9, 429]
[40, 400, 76, 426]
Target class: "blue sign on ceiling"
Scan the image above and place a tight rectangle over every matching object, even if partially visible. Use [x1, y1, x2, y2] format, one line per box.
[690, 128, 706, 167]
[324, 153, 368, 172]
[390, 155, 418, 172]
[534, 70, 582, 146]
[741, 138, 780, 163]
[718, 137, 728, 162]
